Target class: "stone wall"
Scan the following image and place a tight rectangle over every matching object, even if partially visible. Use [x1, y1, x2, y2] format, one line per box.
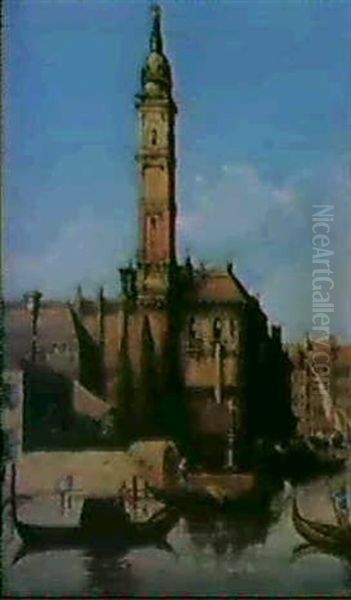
[289, 340, 351, 439]
[16, 451, 135, 497]
[184, 355, 238, 389]
[16, 447, 169, 497]
[181, 305, 241, 391]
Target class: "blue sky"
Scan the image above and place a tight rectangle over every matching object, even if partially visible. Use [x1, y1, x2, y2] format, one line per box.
[4, 0, 351, 341]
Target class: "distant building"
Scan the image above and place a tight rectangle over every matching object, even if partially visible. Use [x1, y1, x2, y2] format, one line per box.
[6, 7, 295, 467]
[5, 300, 79, 379]
[333, 345, 351, 430]
[289, 337, 351, 441]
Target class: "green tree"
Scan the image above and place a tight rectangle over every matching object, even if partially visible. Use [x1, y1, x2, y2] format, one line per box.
[160, 311, 192, 457]
[137, 315, 162, 437]
[114, 313, 135, 446]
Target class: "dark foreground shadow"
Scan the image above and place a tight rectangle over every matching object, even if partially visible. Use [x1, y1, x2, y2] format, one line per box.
[183, 491, 284, 561]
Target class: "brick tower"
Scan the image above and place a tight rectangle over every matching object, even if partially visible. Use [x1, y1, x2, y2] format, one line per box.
[119, 5, 179, 368]
[135, 4, 177, 302]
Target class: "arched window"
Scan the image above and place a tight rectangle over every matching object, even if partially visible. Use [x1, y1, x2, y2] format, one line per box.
[151, 128, 158, 146]
[149, 216, 158, 256]
[188, 316, 196, 340]
[213, 317, 222, 341]
[229, 319, 237, 337]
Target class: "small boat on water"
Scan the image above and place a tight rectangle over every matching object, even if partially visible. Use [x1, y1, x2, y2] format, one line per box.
[292, 492, 351, 558]
[150, 484, 223, 511]
[10, 464, 178, 561]
[149, 472, 277, 513]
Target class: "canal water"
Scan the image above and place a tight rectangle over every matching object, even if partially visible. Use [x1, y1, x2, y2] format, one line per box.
[3, 472, 351, 597]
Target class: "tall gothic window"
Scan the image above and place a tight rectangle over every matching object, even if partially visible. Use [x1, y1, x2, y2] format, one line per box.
[213, 317, 222, 341]
[230, 319, 237, 337]
[188, 316, 196, 340]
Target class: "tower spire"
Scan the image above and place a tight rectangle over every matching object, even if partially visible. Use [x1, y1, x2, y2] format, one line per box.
[150, 4, 163, 54]
[133, 4, 177, 299]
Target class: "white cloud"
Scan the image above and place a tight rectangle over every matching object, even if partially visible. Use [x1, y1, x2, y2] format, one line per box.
[7, 157, 350, 341]
[179, 159, 351, 341]
[179, 161, 297, 253]
[194, 174, 204, 184]
[6, 206, 135, 299]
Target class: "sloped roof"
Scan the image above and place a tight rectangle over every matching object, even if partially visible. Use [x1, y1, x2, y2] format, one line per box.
[72, 381, 111, 421]
[193, 268, 251, 304]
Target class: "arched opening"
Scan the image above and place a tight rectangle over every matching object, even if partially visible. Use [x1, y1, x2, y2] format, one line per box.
[163, 444, 181, 486]
[151, 128, 158, 146]
[188, 316, 196, 341]
[213, 317, 222, 341]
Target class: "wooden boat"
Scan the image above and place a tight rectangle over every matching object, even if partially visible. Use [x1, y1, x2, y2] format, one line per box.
[291, 541, 349, 564]
[10, 464, 178, 558]
[150, 484, 222, 511]
[149, 475, 276, 514]
[292, 493, 351, 557]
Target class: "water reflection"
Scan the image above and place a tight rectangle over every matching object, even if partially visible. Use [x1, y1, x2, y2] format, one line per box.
[83, 538, 180, 596]
[83, 550, 135, 597]
[291, 541, 351, 595]
[344, 562, 351, 589]
[185, 497, 281, 561]
[80, 495, 284, 596]
[292, 539, 351, 566]
[5, 476, 351, 596]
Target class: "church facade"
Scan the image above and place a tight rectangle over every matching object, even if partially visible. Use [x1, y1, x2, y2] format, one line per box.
[104, 7, 294, 466]
[7, 7, 295, 467]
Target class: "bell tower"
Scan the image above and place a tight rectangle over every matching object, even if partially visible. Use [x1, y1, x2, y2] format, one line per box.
[135, 5, 177, 300]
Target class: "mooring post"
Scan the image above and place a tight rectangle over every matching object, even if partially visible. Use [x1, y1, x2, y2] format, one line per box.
[144, 479, 149, 499]
[132, 475, 138, 509]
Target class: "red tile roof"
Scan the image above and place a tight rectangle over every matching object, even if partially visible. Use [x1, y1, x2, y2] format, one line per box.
[194, 269, 250, 304]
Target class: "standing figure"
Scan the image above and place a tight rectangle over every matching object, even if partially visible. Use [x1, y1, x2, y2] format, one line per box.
[178, 457, 188, 486]
[117, 482, 127, 511]
[66, 474, 74, 510]
[57, 474, 74, 514]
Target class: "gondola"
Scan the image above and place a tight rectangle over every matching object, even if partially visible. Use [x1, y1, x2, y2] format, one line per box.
[291, 541, 349, 564]
[292, 493, 351, 558]
[149, 484, 226, 512]
[10, 463, 178, 561]
[148, 481, 272, 514]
